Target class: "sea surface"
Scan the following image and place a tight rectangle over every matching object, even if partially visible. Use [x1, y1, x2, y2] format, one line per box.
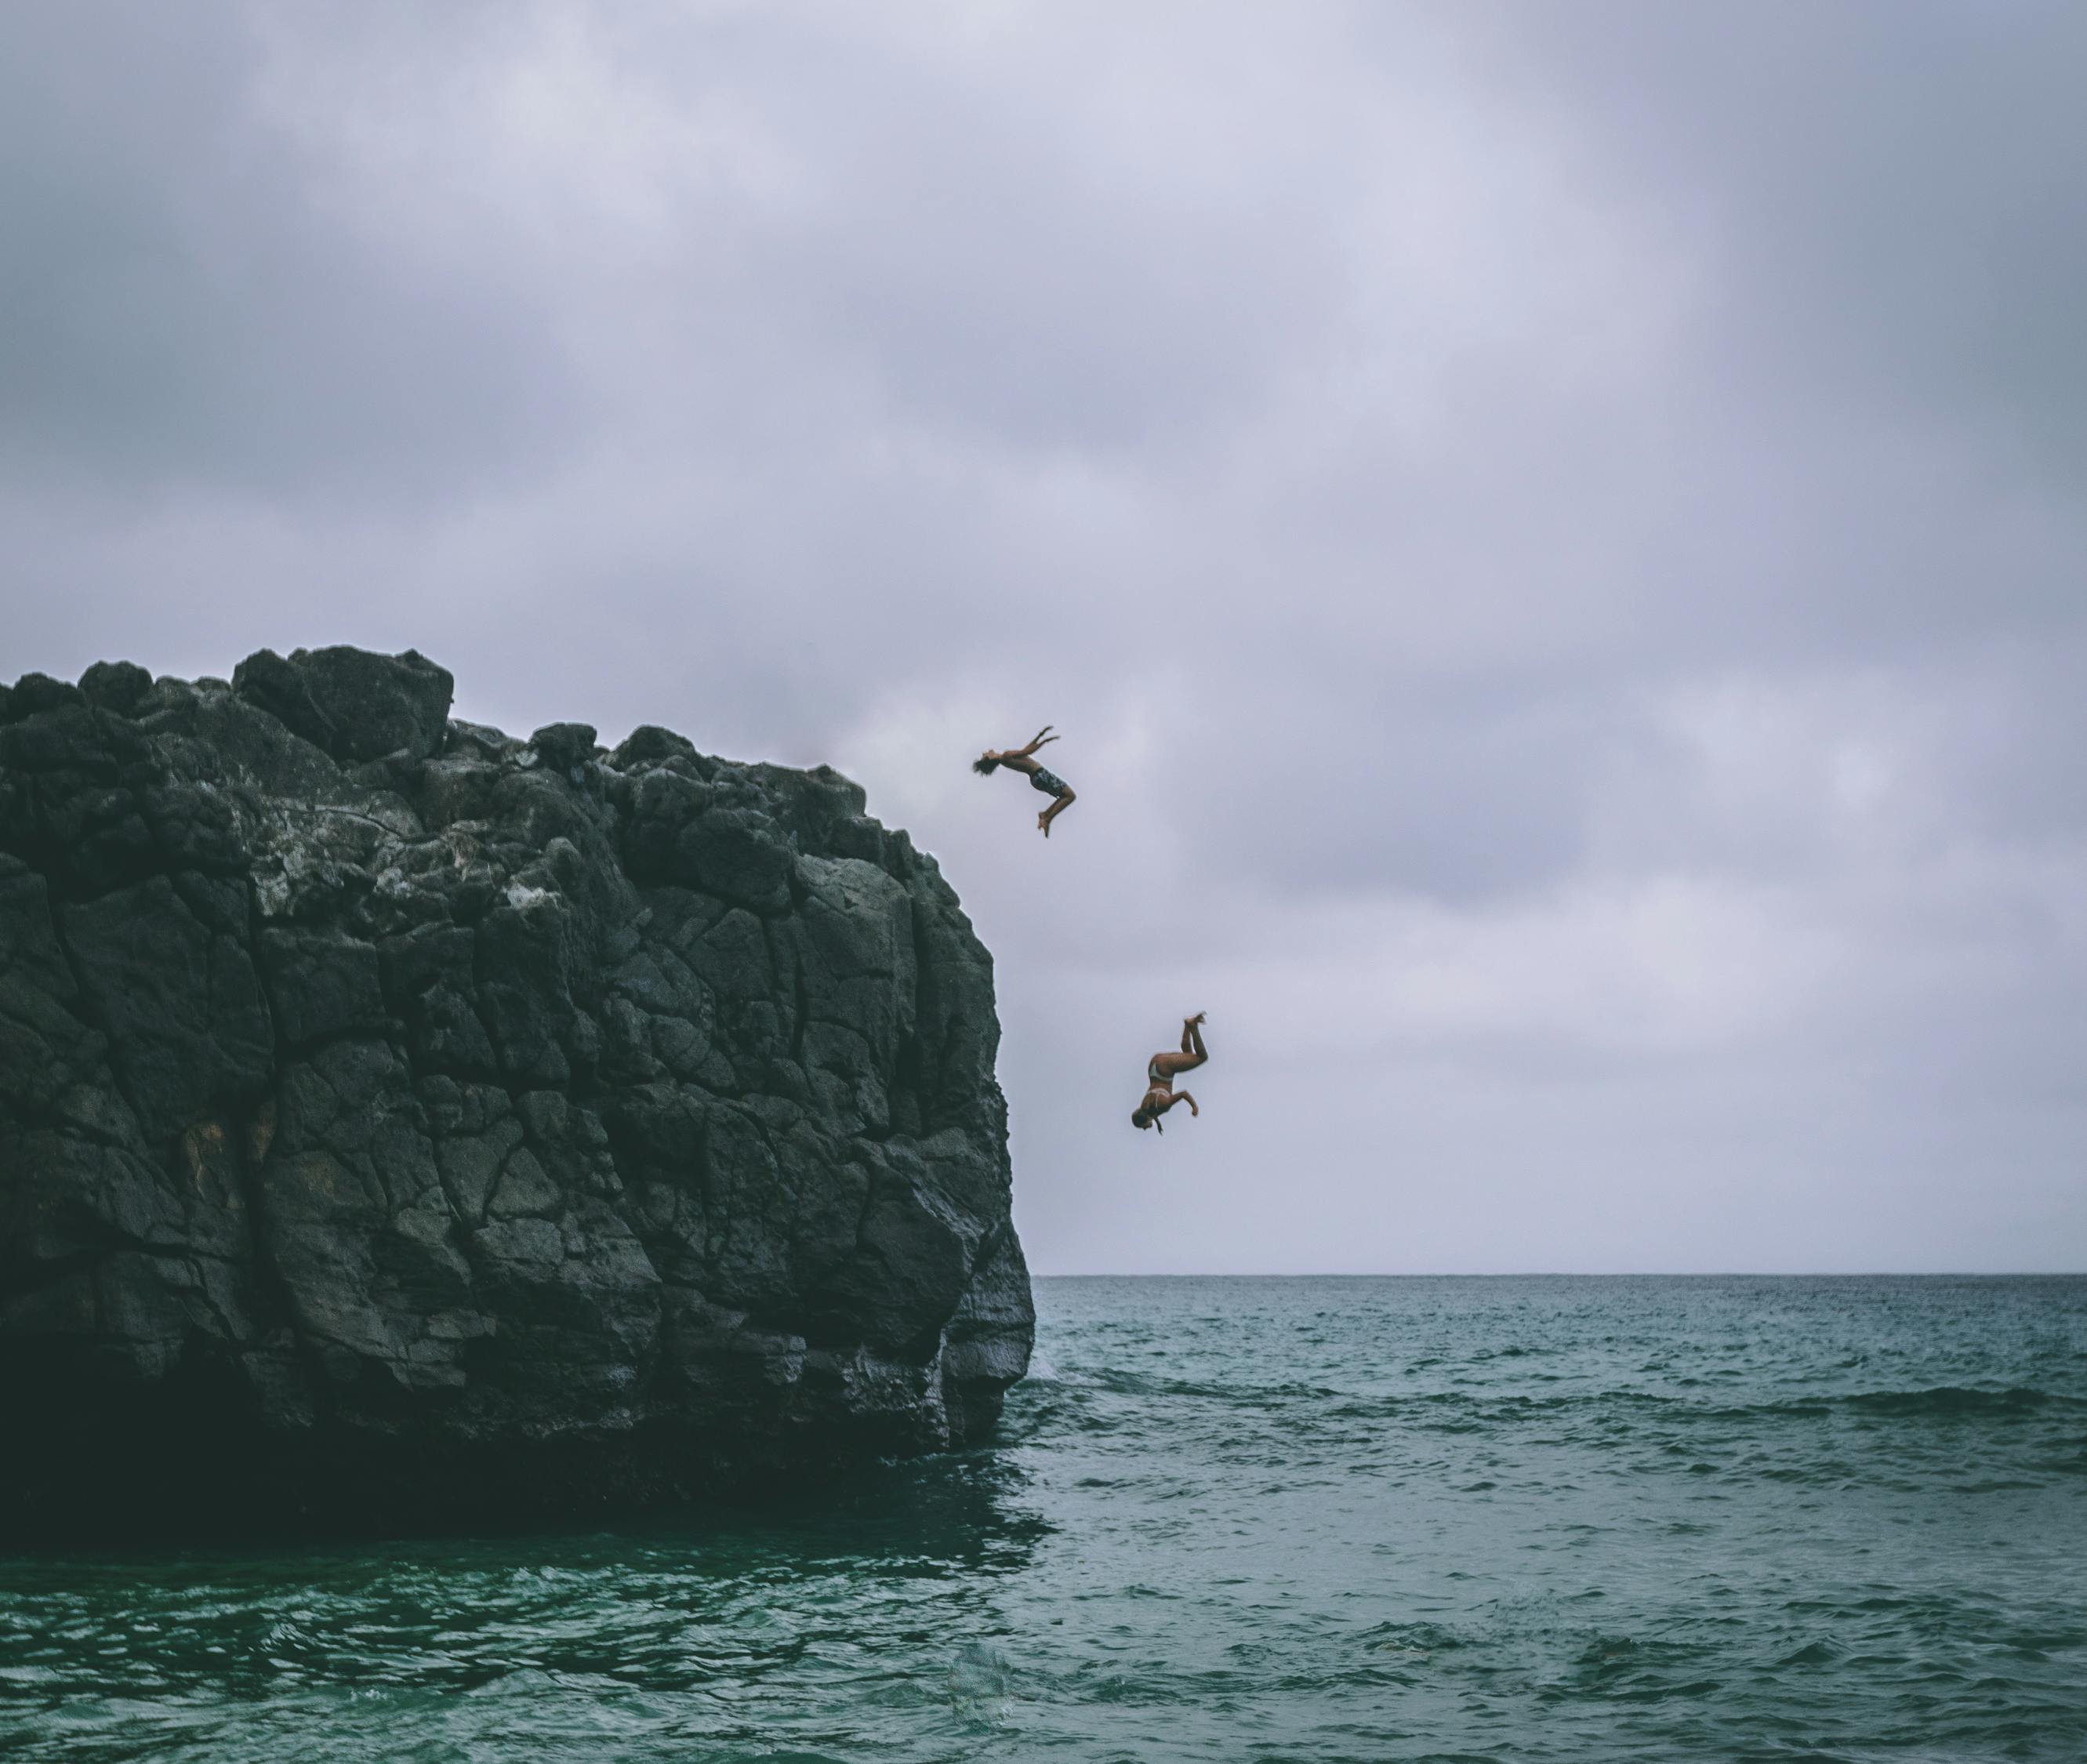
[4, 1276, 2085, 1762]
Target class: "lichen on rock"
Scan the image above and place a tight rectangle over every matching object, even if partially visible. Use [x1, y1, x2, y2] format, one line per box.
[0, 645, 1032, 1537]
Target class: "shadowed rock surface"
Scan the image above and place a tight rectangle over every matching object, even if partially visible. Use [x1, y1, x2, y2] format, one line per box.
[0, 647, 1031, 1539]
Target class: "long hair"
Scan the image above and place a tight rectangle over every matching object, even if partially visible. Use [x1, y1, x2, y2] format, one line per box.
[972, 754, 1000, 775]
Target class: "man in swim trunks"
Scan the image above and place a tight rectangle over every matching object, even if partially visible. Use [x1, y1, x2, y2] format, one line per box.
[973, 725, 1077, 836]
[1132, 1013, 1207, 1133]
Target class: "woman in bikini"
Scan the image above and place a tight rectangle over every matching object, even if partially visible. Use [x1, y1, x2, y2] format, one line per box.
[1132, 1013, 1207, 1133]
[973, 726, 1077, 836]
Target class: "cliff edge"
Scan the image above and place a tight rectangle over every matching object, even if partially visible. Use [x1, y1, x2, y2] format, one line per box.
[0, 647, 1032, 1537]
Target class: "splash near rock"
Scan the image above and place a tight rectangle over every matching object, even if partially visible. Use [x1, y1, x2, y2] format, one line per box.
[0, 647, 1032, 1537]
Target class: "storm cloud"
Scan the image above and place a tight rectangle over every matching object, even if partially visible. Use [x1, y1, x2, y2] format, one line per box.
[5, 0, 2082, 1271]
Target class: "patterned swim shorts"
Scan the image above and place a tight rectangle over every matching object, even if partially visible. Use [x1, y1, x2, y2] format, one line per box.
[1029, 768, 1069, 797]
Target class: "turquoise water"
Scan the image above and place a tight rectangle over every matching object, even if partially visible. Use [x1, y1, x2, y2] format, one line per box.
[4, 1276, 2085, 1761]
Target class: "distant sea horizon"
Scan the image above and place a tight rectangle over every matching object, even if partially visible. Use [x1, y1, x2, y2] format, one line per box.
[1032, 1266, 2087, 1277]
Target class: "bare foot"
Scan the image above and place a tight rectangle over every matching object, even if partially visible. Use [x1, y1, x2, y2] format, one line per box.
[1186, 1011, 1207, 1026]
[1038, 811, 1051, 837]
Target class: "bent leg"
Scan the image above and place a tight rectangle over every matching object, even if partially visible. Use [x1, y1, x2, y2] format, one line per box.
[1150, 1014, 1208, 1081]
[1039, 788, 1076, 837]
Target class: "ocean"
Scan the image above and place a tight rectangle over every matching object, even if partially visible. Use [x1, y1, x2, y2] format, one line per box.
[3, 1275, 2083, 1762]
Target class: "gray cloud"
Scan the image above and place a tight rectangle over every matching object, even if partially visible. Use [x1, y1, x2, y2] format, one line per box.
[1492, 0, 2087, 476]
[2, 0, 2082, 1271]
[0, 2, 578, 496]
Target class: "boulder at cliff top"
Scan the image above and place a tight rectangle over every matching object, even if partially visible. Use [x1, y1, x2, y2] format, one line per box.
[0, 647, 1032, 1538]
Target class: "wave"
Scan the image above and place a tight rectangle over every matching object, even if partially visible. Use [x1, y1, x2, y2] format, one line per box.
[1841, 1385, 2062, 1416]
[1083, 1367, 1345, 1404]
[1013, 1369, 2082, 1448]
[1301, 1385, 2081, 1434]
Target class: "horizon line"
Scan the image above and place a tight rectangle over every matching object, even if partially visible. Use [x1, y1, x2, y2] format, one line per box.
[1027, 1269, 2087, 1279]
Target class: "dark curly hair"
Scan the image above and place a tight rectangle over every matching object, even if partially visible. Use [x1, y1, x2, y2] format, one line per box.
[972, 754, 1000, 775]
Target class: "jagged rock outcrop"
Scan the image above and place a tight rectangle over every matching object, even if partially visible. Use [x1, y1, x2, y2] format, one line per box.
[0, 646, 1032, 1537]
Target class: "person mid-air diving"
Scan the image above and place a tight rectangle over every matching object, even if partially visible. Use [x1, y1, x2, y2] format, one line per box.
[1132, 1012, 1207, 1133]
[973, 726, 1077, 837]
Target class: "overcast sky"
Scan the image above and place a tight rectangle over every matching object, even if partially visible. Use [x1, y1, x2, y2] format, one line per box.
[5, 1, 2083, 1272]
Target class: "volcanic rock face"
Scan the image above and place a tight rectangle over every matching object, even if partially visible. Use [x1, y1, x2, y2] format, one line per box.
[0, 647, 1031, 1536]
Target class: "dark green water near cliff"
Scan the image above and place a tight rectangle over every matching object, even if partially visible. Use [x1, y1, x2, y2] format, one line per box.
[5, 1275, 2085, 1761]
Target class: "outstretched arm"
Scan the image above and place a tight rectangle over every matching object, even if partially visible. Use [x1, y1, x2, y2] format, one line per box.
[1019, 725, 1058, 756]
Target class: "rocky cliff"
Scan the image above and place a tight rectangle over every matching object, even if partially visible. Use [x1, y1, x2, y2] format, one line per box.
[0, 647, 1031, 1537]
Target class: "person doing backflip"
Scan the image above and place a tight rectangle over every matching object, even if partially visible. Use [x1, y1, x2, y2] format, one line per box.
[973, 726, 1077, 836]
[1132, 1012, 1207, 1133]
